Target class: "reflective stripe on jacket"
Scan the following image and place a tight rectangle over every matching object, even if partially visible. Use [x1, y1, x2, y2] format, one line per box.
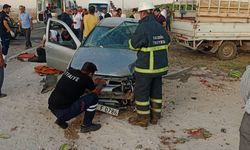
[128, 14, 170, 77]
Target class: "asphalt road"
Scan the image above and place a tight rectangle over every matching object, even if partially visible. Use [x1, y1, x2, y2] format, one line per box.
[8, 22, 46, 57]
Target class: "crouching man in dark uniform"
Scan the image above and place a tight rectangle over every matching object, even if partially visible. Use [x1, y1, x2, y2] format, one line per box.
[48, 62, 106, 133]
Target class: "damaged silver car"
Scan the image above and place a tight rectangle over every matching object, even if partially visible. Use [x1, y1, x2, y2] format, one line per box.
[45, 18, 138, 115]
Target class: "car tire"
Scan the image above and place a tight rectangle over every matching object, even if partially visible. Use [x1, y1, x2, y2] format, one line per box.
[217, 41, 237, 60]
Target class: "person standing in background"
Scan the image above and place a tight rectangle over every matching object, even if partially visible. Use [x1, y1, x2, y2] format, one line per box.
[44, 6, 52, 24]
[117, 8, 122, 17]
[160, 7, 167, 19]
[154, 8, 166, 29]
[129, 8, 140, 19]
[83, 6, 99, 39]
[111, 9, 119, 17]
[166, 6, 172, 31]
[72, 7, 83, 41]
[103, 8, 111, 18]
[19, 5, 33, 49]
[60, 9, 73, 29]
[0, 4, 15, 56]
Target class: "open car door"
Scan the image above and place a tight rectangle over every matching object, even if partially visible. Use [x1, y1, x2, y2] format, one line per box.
[45, 18, 81, 71]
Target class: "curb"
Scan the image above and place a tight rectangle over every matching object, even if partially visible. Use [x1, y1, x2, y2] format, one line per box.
[8, 46, 38, 61]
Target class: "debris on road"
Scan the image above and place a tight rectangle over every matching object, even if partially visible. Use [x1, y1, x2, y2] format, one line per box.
[59, 142, 78, 150]
[221, 128, 227, 133]
[159, 135, 189, 146]
[229, 70, 242, 78]
[173, 137, 190, 144]
[59, 143, 78, 150]
[41, 74, 57, 94]
[0, 132, 11, 139]
[185, 128, 212, 139]
[163, 67, 193, 83]
[159, 128, 212, 148]
[135, 144, 143, 149]
[191, 97, 197, 100]
[199, 78, 225, 91]
[10, 126, 18, 132]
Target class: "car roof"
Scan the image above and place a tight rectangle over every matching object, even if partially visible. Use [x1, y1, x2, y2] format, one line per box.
[98, 17, 138, 27]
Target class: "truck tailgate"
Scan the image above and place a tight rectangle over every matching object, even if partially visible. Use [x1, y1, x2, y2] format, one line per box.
[172, 19, 195, 41]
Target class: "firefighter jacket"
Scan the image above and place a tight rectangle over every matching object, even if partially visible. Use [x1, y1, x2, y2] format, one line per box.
[129, 14, 170, 77]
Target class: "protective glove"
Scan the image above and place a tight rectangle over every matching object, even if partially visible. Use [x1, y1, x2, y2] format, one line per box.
[10, 31, 15, 38]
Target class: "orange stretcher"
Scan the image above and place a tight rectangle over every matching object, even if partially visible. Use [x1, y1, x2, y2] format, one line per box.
[17, 53, 36, 61]
[34, 65, 63, 75]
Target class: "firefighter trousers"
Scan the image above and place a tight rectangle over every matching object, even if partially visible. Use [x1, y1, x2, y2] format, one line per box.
[134, 75, 163, 116]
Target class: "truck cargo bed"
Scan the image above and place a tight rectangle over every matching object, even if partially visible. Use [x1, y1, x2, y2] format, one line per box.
[173, 19, 250, 41]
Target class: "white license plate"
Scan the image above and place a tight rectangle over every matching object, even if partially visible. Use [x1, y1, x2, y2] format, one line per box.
[96, 104, 119, 116]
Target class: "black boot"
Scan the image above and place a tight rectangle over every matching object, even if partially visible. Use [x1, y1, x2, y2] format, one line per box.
[0, 93, 7, 98]
[80, 123, 101, 133]
[81, 110, 101, 133]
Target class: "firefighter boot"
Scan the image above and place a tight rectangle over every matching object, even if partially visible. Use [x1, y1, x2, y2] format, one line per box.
[128, 114, 150, 127]
[150, 112, 161, 125]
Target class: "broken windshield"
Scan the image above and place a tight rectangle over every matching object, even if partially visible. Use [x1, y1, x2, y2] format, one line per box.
[84, 21, 138, 49]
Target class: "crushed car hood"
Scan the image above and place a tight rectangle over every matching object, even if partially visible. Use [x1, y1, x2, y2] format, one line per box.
[70, 47, 137, 77]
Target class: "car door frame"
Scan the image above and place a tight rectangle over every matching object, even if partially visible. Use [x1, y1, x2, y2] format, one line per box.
[45, 18, 81, 71]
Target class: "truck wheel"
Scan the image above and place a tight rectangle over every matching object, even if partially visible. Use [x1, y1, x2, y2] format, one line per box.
[217, 42, 237, 60]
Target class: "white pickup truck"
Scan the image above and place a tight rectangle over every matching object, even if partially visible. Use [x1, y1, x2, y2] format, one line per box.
[172, 0, 250, 60]
[88, 0, 110, 12]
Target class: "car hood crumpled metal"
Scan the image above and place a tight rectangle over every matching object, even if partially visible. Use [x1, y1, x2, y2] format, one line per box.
[70, 47, 137, 77]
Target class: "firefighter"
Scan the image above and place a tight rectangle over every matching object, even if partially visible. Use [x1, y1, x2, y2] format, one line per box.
[128, 0, 170, 127]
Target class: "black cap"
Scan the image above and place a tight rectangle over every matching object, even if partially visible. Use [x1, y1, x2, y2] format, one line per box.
[3, 4, 11, 9]
[81, 62, 98, 73]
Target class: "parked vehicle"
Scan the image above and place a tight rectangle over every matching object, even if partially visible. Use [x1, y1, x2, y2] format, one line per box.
[172, 0, 250, 60]
[37, 0, 77, 22]
[88, 0, 110, 12]
[45, 18, 138, 115]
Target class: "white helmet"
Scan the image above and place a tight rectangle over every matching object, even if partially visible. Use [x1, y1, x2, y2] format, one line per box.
[138, 0, 155, 12]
